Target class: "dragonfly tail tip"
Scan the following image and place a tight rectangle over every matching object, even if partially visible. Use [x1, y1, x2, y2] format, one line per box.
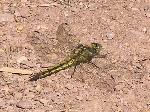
[29, 75, 40, 81]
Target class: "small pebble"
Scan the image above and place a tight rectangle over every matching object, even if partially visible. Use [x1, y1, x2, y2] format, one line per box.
[63, 10, 69, 16]
[65, 83, 73, 90]
[136, 102, 144, 110]
[14, 10, 21, 17]
[1, 86, 9, 92]
[133, 55, 138, 61]
[17, 56, 27, 63]
[13, 92, 23, 99]
[17, 25, 24, 32]
[145, 12, 150, 18]
[16, 100, 34, 109]
[106, 32, 115, 40]
[115, 84, 124, 91]
[36, 84, 42, 92]
[39, 99, 49, 106]
[76, 95, 83, 101]
[142, 27, 147, 33]
[55, 83, 61, 89]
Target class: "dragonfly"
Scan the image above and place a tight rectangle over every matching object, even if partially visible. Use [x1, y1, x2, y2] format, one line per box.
[28, 23, 115, 91]
[29, 43, 102, 81]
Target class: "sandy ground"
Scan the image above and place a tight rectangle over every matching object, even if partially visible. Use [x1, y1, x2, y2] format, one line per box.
[0, 0, 150, 112]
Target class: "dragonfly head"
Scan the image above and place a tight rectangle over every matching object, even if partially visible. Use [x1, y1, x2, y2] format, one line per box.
[91, 43, 102, 54]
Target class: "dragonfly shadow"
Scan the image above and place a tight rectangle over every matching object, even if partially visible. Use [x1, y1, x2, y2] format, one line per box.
[71, 62, 116, 92]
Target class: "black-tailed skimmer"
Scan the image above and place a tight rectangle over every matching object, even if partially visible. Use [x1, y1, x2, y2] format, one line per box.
[29, 43, 102, 81]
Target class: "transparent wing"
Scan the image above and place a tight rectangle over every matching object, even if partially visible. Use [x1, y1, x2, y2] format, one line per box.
[27, 23, 79, 63]
[72, 58, 116, 92]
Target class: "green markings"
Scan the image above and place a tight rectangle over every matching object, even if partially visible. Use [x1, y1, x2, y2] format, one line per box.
[29, 43, 102, 81]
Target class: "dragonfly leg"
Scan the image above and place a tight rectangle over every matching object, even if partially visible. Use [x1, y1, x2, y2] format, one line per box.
[89, 61, 101, 69]
[94, 54, 107, 58]
[71, 63, 78, 78]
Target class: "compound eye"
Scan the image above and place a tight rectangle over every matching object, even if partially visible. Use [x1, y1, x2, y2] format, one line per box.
[91, 43, 102, 53]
